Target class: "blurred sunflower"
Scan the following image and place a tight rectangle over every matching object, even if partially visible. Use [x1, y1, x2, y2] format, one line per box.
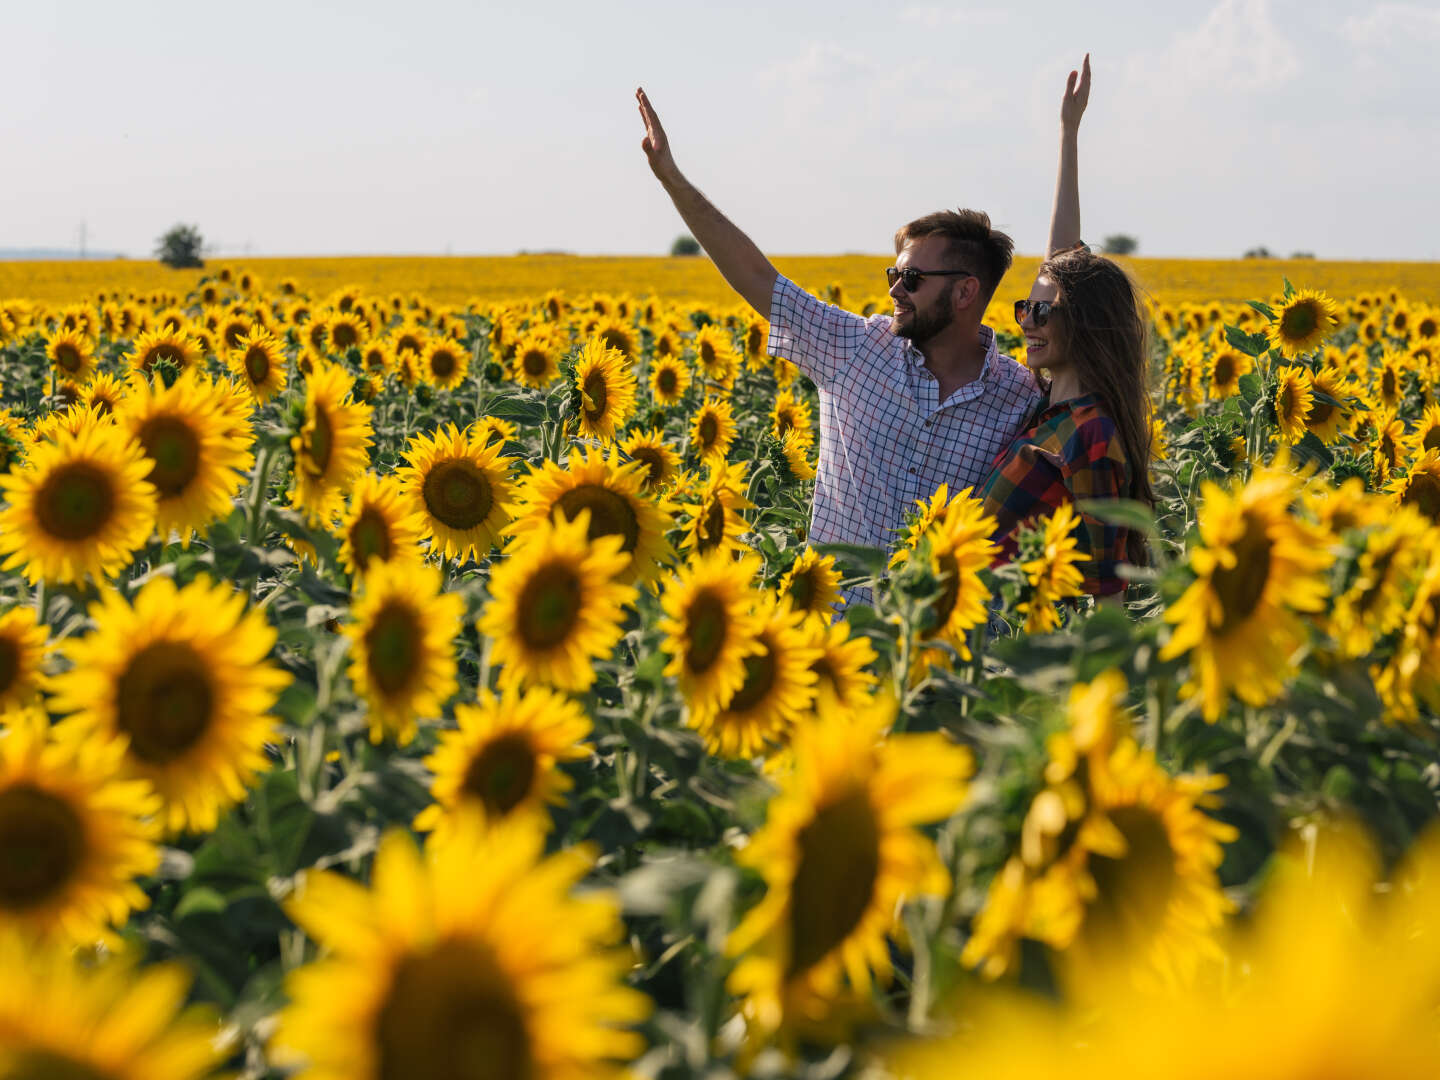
[227, 327, 289, 403]
[414, 686, 591, 840]
[1328, 506, 1428, 658]
[659, 551, 764, 718]
[1391, 448, 1440, 525]
[1272, 366, 1314, 444]
[770, 389, 813, 442]
[594, 317, 638, 360]
[82, 371, 128, 417]
[509, 446, 673, 586]
[480, 511, 637, 693]
[808, 619, 878, 715]
[777, 428, 816, 482]
[337, 471, 426, 580]
[126, 327, 199, 377]
[572, 337, 637, 443]
[620, 428, 681, 493]
[345, 560, 463, 746]
[1304, 367, 1350, 444]
[49, 575, 289, 835]
[0, 418, 157, 586]
[778, 547, 844, 619]
[512, 330, 561, 388]
[326, 310, 369, 353]
[0, 708, 160, 944]
[274, 817, 650, 1080]
[117, 371, 254, 545]
[680, 460, 754, 559]
[726, 701, 972, 1050]
[694, 323, 738, 385]
[360, 339, 394, 376]
[400, 423, 517, 563]
[689, 396, 736, 461]
[1160, 462, 1333, 721]
[0, 932, 228, 1079]
[1018, 504, 1087, 633]
[423, 338, 470, 390]
[1371, 409, 1407, 484]
[1267, 289, 1340, 358]
[1407, 403, 1440, 460]
[0, 605, 47, 710]
[1373, 350, 1405, 411]
[289, 360, 374, 527]
[890, 483, 953, 569]
[906, 489, 998, 660]
[45, 329, 96, 382]
[649, 354, 691, 405]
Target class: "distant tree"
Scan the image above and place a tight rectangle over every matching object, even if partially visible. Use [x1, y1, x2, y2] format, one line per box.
[156, 224, 205, 269]
[1101, 234, 1138, 256]
[1290, 251, 1316, 260]
[1243, 246, 1274, 259]
[670, 234, 701, 256]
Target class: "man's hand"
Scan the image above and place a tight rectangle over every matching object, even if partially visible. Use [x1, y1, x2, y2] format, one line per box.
[637, 88, 678, 183]
[1061, 54, 1090, 132]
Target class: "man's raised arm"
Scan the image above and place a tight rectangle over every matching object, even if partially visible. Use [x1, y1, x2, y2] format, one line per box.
[637, 88, 778, 315]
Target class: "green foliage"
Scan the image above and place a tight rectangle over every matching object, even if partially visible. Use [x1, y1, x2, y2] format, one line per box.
[155, 223, 206, 269]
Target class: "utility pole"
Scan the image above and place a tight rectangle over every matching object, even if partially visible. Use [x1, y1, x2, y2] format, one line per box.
[78, 220, 87, 260]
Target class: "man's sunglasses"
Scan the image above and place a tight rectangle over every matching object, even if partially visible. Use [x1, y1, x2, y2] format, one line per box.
[886, 266, 976, 293]
[1014, 299, 1064, 327]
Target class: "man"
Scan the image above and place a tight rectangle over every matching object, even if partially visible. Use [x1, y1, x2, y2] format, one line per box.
[636, 88, 1040, 593]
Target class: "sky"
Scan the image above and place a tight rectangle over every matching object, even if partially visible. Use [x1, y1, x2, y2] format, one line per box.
[3, 0, 1438, 261]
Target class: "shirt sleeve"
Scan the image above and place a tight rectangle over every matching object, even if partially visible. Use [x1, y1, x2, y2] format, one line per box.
[765, 274, 869, 390]
[1061, 418, 1132, 595]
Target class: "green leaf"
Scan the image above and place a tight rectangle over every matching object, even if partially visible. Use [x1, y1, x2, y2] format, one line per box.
[1246, 300, 1275, 320]
[482, 393, 548, 425]
[1225, 324, 1270, 358]
[1075, 498, 1158, 538]
[1282, 276, 1296, 299]
[1291, 431, 1335, 470]
[1237, 372, 1263, 407]
[814, 542, 887, 577]
[173, 885, 228, 921]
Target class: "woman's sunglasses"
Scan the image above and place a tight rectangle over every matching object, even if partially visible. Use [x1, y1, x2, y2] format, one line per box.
[886, 266, 976, 293]
[1014, 299, 1064, 327]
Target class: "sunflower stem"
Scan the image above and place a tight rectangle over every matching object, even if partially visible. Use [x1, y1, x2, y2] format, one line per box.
[247, 444, 277, 547]
[33, 580, 47, 623]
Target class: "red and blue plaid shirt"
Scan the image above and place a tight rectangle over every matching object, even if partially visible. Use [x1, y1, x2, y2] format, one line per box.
[977, 393, 1134, 596]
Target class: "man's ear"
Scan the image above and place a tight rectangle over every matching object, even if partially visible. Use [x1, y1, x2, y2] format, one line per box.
[953, 276, 982, 314]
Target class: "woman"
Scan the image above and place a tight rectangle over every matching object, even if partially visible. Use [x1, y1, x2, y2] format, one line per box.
[977, 55, 1155, 597]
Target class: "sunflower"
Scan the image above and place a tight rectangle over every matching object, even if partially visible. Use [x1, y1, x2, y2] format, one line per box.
[480, 511, 637, 693]
[649, 354, 691, 405]
[289, 360, 374, 526]
[1205, 342, 1251, 401]
[508, 446, 674, 586]
[45, 329, 96, 382]
[345, 560, 463, 746]
[689, 396, 736, 461]
[0, 707, 160, 945]
[726, 701, 972, 1049]
[620, 428, 681, 493]
[1017, 504, 1087, 633]
[423, 338, 470, 390]
[0, 932, 228, 1079]
[1371, 409, 1407, 484]
[48, 575, 289, 836]
[890, 483, 953, 569]
[680, 461, 755, 559]
[0, 606, 47, 711]
[399, 424, 517, 563]
[770, 389, 814, 443]
[659, 550, 764, 718]
[337, 471, 426, 580]
[778, 547, 845, 619]
[1304, 366, 1350, 444]
[413, 686, 592, 840]
[1375, 558, 1440, 723]
[117, 371, 254, 544]
[1271, 365, 1314, 444]
[689, 595, 820, 759]
[513, 329, 561, 388]
[777, 429, 816, 482]
[360, 339, 394, 376]
[1267, 289, 1341, 359]
[694, 323, 738, 385]
[1373, 350, 1406, 411]
[227, 327, 289, 403]
[572, 337, 637, 443]
[274, 817, 650, 1080]
[1328, 506, 1428, 658]
[1391, 448, 1440, 526]
[0, 419, 157, 586]
[1406, 403, 1440, 461]
[904, 489, 998, 660]
[593, 317, 638, 361]
[82, 371, 128, 417]
[390, 320, 429, 358]
[126, 327, 199, 377]
[326, 310, 369, 353]
[1160, 462, 1333, 722]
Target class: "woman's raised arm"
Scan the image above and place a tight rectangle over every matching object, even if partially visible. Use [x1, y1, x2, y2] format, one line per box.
[1047, 55, 1091, 258]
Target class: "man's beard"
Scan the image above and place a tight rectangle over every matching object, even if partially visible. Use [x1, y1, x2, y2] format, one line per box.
[891, 287, 955, 346]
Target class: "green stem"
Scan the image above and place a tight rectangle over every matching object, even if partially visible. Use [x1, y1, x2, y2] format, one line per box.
[247, 444, 277, 545]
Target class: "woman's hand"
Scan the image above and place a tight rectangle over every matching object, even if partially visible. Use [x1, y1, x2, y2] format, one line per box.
[1061, 54, 1090, 132]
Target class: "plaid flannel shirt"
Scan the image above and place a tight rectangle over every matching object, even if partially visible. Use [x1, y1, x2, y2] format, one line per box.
[977, 393, 1133, 596]
[767, 275, 1041, 600]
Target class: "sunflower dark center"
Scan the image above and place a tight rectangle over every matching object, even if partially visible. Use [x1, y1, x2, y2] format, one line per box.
[462, 733, 538, 817]
[698, 415, 718, 447]
[1279, 302, 1318, 340]
[53, 343, 83, 373]
[922, 553, 961, 640]
[431, 351, 457, 378]
[696, 498, 727, 554]
[555, 485, 640, 554]
[1402, 471, 1440, 524]
[1383, 369, 1398, 399]
[5, 1049, 116, 1080]
[0, 785, 86, 912]
[1212, 512, 1272, 635]
[365, 601, 421, 697]
[423, 460, 494, 531]
[726, 633, 777, 713]
[1083, 805, 1178, 945]
[600, 329, 630, 356]
[332, 322, 360, 349]
[1213, 354, 1237, 386]
[516, 562, 583, 651]
[225, 324, 248, 349]
[244, 345, 270, 383]
[375, 941, 533, 1080]
[787, 788, 880, 977]
[116, 642, 215, 764]
[0, 638, 20, 696]
[789, 568, 820, 613]
[350, 507, 395, 568]
[397, 334, 422, 355]
[656, 368, 678, 394]
[582, 371, 609, 422]
[35, 462, 115, 542]
[630, 448, 665, 489]
[522, 349, 547, 377]
[683, 591, 728, 674]
[138, 416, 201, 497]
[747, 326, 763, 354]
[305, 405, 335, 477]
[699, 342, 716, 366]
[308, 323, 329, 350]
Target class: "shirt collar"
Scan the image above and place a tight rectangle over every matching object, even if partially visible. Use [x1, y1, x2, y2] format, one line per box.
[901, 324, 1001, 382]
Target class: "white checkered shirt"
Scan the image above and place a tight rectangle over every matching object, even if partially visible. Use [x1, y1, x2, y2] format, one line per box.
[768, 275, 1042, 588]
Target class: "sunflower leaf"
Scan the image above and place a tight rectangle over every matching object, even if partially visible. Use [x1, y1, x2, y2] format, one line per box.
[1075, 498, 1158, 538]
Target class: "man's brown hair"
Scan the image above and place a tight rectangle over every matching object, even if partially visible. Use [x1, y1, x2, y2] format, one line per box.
[894, 209, 1014, 306]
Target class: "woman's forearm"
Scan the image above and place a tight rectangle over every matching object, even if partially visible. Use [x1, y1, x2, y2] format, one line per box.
[1047, 126, 1081, 258]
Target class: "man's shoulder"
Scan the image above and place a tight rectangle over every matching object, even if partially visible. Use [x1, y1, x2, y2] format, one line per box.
[984, 347, 1043, 406]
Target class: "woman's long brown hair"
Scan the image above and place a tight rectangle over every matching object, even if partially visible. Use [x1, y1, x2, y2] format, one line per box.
[1040, 249, 1155, 567]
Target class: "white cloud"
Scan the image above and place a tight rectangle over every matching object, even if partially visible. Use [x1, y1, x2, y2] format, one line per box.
[1340, 3, 1440, 47]
[1124, 0, 1301, 96]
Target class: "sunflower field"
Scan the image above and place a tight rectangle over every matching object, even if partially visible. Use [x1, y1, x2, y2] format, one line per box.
[1, 267, 1439, 1079]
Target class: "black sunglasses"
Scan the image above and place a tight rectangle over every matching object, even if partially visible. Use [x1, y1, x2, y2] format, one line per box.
[1014, 299, 1064, 327]
[886, 266, 976, 293]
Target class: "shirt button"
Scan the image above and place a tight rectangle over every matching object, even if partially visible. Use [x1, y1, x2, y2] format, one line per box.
[909, 467, 917, 475]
